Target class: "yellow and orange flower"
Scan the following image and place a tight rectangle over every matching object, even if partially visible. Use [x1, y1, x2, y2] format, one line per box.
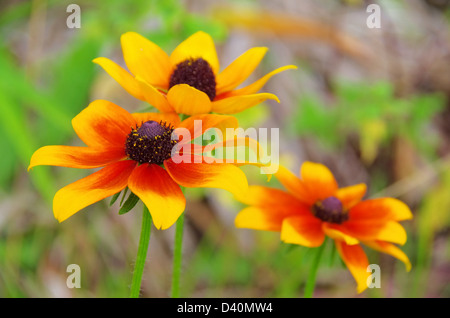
[235, 161, 413, 293]
[28, 100, 254, 230]
[93, 31, 296, 115]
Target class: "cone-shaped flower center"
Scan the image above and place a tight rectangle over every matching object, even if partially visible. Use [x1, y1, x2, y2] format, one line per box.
[125, 120, 178, 165]
[169, 58, 216, 101]
[311, 196, 348, 224]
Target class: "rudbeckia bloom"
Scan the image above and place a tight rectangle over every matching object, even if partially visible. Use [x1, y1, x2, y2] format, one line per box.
[28, 100, 253, 230]
[93, 31, 297, 115]
[235, 161, 413, 293]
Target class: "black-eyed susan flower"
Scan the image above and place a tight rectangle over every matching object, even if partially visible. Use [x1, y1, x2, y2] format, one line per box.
[235, 161, 412, 293]
[28, 99, 253, 230]
[93, 31, 297, 115]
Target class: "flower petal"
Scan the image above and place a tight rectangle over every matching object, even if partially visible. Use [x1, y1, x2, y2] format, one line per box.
[335, 241, 371, 294]
[135, 77, 174, 113]
[275, 165, 310, 203]
[236, 185, 305, 208]
[211, 92, 280, 114]
[177, 114, 238, 143]
[342, 198, 412, 244]
[164, 157, 248, 197]
[121, 32, 171, 89]
[363, 240, 411, 272]
[28, 145, 125, 170]
[215, 47, 268, 95]
[53, 160, 136, 222]
[170, 31, 219, 75]
[72, 100, 135, 149]
[167, 84, 212, 115]
[235, 206, 301, 232]
[128, 163, 185, 230]
[372, 221, 408, 245]
[350, 198, 413, 222]
[300, 161, 339, 203]
[92, 57, 144, 100]
[280, 216, 325, 247]
[132, 112, 181, 127]
[335, 183, 367, 210]
[342, 219, 408, 245]
[225, 65, 297, 96]
[322, 223, 359, 245]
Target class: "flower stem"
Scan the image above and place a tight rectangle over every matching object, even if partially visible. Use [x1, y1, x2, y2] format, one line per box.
[130, 205, 152, 298]
[171, 213, 184, 298]
[304, 237, 328, 298]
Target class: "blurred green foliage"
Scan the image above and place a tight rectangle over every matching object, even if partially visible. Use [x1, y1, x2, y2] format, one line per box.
[0, 0, 448, 299]
[291, 81, 444, 163]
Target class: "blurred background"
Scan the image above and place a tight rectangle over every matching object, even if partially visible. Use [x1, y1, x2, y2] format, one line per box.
[0, 0, 449, 298]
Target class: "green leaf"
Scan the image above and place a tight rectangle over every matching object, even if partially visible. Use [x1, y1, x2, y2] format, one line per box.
[119, 187, 129, 206]
[109, 191, 121, 206]
[118, 192, 140, 215]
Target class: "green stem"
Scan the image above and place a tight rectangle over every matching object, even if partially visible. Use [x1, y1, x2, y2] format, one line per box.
[130, 205, 152, 298]
[304, 237, 328, 298]
[171, 213, 185, 298]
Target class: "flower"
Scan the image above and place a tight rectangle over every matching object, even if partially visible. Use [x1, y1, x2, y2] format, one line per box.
[93, 31, 297, 115]
[28, 100, 254, 230]
[235, 161, 413, 293]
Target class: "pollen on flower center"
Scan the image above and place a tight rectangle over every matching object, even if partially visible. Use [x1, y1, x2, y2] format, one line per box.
[125, 120, 178, 165]
[311, 196, 349, 224]
[169, 57, 216, 101]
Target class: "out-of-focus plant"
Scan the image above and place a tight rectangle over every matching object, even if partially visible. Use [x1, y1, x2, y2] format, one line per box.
[291, 81, 445, 164]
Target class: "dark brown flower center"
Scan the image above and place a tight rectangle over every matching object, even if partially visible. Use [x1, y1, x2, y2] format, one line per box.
[125, 120, 178, 165]
[169, 57, 216, 101]
[311, 196, 348, 224]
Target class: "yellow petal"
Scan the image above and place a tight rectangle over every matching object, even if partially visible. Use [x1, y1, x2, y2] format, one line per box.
[128, 163, 185, 230]
[382, 198, 413, 221]
[53, 160, 136, 222]
[71, 100, 135, 149]
[177, 113, 238, 140]
[335, 241, 371, 294]
[211, 93, 279, 114]
[335, 183, 367, 210]
[342, 217, 408, 245]
[275, 165, 311, 204]
[322, 223, 359, 245]
[350, 198, 413, 222]
[373, 221, 408, 245]
[363, 240, 412, 272]
[93, 57, 145, 100]
[28, 145, 125, 170]
[216, 47, 268, 95]
[121, 32, 171, 89]
[164, 158, 248, 198]
[170, 31, 219, 75]
[280, 216, 325, 247]
[300, 161, 339, 203]
[235, 185, 303, 208]
[275, 165, 314, 204]
[229, 65, 297, 96]
[135, 77, 174, 113]
[166, 84, 212, 115]
[235, 206, 299, 232]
